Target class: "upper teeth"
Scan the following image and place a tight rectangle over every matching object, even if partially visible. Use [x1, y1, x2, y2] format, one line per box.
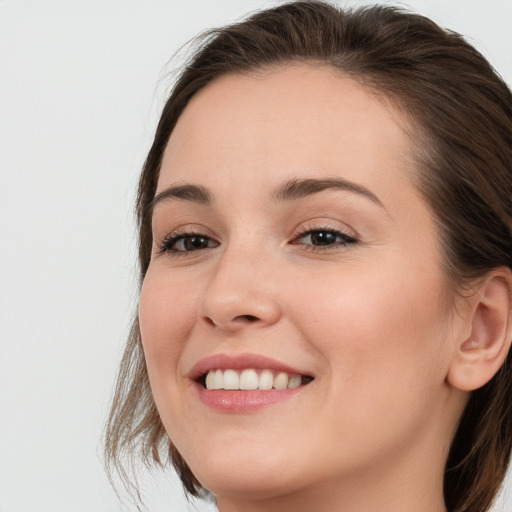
[204, 369, 303, 390]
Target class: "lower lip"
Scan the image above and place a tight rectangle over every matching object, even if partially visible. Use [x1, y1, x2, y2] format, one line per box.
[195, 383, 305, 413]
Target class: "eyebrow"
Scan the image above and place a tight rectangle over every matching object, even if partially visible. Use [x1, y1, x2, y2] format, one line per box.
[273, 177, 384, 207]
[150, 183, 213, 212]
[149, 176, 384, 214]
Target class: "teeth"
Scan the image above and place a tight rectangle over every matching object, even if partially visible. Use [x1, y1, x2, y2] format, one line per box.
[240, 369, 259, 390]
[204, 368, 308, 391]
[259, 369, 273, 390]
[223, 369, 239, 390]
[213, 369, 223, 389]
[205, 371, 215, 389]
[273, 372, 289, 390]
[288, 375, 302, 389]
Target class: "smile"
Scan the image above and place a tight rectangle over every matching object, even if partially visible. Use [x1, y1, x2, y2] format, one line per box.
[190, 353, 315, 412]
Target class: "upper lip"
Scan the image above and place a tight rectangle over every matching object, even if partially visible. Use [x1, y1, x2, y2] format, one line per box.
[188, 353, 312, 381]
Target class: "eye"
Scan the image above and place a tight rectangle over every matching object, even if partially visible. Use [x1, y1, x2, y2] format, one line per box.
[291, 228, 357, 250]
[159, 232, 219, 255]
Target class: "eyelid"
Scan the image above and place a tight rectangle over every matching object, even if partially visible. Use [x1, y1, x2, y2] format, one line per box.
[155, 225, 220, 257]
[288, 221, 359, 252]
[291, 219, 357, 240]
[294, 228, 355, 241]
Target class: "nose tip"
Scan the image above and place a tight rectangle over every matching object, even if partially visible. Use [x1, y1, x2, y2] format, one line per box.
[199, 282, 281, 332]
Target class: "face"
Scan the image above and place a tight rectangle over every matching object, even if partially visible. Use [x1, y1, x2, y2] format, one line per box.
[139, 65, 464, 504]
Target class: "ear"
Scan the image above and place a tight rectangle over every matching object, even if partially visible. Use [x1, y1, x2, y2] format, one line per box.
[447, 269, 512, 392]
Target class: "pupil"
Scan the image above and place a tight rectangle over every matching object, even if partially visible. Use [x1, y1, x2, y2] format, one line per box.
[186, 236, 207, 250]
[312, 231, 336, 245]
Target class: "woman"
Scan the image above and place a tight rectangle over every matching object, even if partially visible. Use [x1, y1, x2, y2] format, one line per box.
[104, 2, 512, 511]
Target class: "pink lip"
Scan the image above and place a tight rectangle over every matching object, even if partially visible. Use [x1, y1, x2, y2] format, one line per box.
[195, 386, 304, 413]
[188, 353, 313, 414]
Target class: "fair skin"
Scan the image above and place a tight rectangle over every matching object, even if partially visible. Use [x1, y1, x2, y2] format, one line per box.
[139, 64, 512, 512]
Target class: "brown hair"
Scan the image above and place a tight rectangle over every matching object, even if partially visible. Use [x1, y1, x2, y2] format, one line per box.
[103, 2, 512, 511]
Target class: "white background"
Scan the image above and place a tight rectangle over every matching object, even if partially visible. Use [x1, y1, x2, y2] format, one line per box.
[1, 1, 511, 511]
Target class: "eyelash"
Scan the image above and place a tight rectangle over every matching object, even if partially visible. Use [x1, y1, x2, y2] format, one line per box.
[291, 225, 357, 252]
[158, 229, 218, 256]
[157, 226, 357, 257]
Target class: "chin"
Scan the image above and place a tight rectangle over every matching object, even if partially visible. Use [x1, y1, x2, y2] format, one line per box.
[183, 444, 309, 500]
[197, 470, 304, 502]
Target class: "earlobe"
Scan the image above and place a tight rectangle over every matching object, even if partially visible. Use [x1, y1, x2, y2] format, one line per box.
[447, 269, 512, 392]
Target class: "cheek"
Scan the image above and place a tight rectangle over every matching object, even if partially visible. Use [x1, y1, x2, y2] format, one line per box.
[138, 267, 199, 385]
[283, 260, 453, 462]
[289, 256, 450, 393]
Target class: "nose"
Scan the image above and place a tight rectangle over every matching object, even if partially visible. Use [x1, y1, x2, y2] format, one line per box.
[199, 245, 281, 332]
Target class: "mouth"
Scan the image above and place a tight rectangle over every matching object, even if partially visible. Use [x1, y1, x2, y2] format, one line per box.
[199, 368, 314, 390]
[189, 353, 315, 412]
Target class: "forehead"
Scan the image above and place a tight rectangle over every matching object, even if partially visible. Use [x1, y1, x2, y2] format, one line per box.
[159, 64, 415, 201]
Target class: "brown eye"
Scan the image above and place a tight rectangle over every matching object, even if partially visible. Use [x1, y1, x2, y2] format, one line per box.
[309, 231, 339, 245]
[160, 233, 219, 255]
[180, 235, 211, 251]
[293, 229, 356, 248]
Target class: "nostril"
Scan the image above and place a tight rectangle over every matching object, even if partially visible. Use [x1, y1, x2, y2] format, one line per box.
[235, 314, 259, 322]
[203, 317, 216, 327]
[201, 313, 262, 329]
